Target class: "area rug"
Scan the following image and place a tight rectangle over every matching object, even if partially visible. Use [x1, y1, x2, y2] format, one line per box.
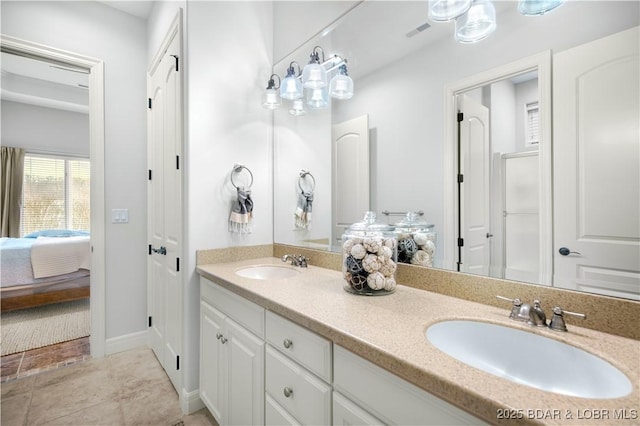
[1, 299, 90, 356]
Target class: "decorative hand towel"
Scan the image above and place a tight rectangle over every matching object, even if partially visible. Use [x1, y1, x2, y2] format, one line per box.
[229, 187, 254, 233]
[295, 190, 313, 230]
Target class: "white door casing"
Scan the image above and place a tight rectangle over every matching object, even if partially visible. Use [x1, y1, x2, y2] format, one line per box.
[553, 26, 640, 299]
[147, 12, 184, 391]
[458, 94, 491, 276]
[0, 35, 107, 358]
[332, 115, 370, 244]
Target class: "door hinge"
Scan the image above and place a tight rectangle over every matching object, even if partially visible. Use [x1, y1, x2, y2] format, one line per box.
[176, 355, 180, 370]
[148, 98, 152, 109]
[457, 174, 464, 183]
[176, 155, 180, 170]
[171, 55, 179, 71]
[458, 238, 464, 247]
[148, 169, 152, 181]
[457, 111, 464, 122]
[148, 316, 152, 327]
[148, 244, 152, 255]
[176, 258, 180, 272]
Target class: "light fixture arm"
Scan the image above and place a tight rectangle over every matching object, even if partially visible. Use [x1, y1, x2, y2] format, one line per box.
[309, 45, 325, 65]
[286, 61, 302, 77]
[266, 73, 281, 89]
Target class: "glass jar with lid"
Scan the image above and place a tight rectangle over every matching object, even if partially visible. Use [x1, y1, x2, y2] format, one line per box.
[394, 212, 436, 267]
[341, 211, 398, 295]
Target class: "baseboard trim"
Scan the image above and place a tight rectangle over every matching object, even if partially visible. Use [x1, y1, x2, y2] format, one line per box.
[104, 330, 148, 355]
[181, 387, 205, 414]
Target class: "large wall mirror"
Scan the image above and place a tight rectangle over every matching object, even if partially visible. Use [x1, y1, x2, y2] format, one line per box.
[273, 1, 639, 300]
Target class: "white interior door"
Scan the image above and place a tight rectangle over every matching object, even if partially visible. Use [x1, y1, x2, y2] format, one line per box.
[332, 115, 370, 244]
[458, 94, 491, 275]
[553, 26, 639, 299]
[147, 22, 184, 391]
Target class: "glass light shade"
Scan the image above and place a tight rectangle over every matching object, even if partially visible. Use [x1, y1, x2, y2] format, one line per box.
[302, 63, 328, 89]
[262, 88, 280, 109]
[518, 0, 565, 15]
[280, 74, 303, 100]
[289, 99, 307, 116]
[306, 87, 329, 109]
[455, 0, 496, 43]
[429, 0, 472, 21]
[330, 73, 354, 100]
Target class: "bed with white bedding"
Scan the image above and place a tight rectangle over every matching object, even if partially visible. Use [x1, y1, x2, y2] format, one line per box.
[0, 231, 90, 312]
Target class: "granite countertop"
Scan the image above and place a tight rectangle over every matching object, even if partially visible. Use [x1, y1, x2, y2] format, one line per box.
[197, 257, 640, 426]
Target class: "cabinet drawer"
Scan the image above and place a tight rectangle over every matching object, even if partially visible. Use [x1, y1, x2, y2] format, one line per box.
[265, 311, 332, 381]
[265, 346, 331, 426]
[201, 277, 264, 338]
[334, 345, 485, 425]
[266, 393, 301, 426]
[333, 391, 384, 426]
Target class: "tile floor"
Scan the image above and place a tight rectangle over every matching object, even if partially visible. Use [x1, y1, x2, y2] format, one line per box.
[1, 346, 218, 425]
[1, 337, 91, 383]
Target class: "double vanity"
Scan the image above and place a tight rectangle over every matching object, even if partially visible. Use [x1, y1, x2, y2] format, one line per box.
[196, 251, 639, 425]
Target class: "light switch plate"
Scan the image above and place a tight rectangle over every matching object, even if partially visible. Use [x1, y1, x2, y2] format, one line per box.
[111, 209, 129, 224]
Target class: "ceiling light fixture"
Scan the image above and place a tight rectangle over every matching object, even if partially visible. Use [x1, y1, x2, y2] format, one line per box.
[518, 0, 565, 16]
[455, 0, 496, 43]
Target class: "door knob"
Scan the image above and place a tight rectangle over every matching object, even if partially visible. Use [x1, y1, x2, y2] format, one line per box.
[151, 246, 167, 255]
[559, 247, 581, 256]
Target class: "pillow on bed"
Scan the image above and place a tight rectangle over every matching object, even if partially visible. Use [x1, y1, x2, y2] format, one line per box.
[24, 229, 90, 238]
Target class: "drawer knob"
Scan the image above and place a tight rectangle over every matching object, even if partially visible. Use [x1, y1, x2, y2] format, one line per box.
[220, 336, 228, 344]
[283, 338, 293, 349]
[283, 387, 293, 398]
[216, 332, 222, 340]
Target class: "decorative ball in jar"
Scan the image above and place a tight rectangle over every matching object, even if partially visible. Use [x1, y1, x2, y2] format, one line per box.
[394, 212, 436, 267]
[342, 211, 397, 296]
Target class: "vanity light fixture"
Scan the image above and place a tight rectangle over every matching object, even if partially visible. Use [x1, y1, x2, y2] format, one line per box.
[263, 45, 353, 115]
[289, 99, 307, 116]
[518, 0, 565, 16]
[428, 0, 472, 21]
[262, 73, 281, 109]
[455, 0, 496, 43]
[302, 46, 328, 89]
[306, 87, 329, 109]
[280, 62, 303, 100]
[329, 64, 354, 100]
[429, 0, 565, 43]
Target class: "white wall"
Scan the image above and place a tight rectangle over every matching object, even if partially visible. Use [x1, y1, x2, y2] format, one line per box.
[273, 0, 360, 63]
[184, 0, 273, 397]
[1, 101, 89, 156]
[1, 1, 148, 341]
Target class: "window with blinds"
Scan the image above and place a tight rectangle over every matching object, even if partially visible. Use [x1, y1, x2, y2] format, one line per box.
[525, 101, 540, 146]
[21, 154, 90, 237]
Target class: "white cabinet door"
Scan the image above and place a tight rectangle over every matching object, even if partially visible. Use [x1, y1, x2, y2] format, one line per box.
[199, 300, 226, 423]
[553, 26, 640, 299]
[226, 317, 265, 426]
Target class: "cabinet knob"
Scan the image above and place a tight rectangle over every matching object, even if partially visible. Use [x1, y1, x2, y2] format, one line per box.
[220, 336, 227, 344]
[283, 338, 293, 349]
[283, 387, 293, 398]
[216, 332, 222, 340]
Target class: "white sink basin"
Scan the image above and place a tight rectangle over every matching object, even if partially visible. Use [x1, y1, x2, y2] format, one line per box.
[235, 265, 301, 280]
[426, 320, 632, 399]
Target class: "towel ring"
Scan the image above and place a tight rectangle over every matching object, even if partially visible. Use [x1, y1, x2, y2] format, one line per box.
[298, 170, 316, 192]
[231, 164, 253, 189]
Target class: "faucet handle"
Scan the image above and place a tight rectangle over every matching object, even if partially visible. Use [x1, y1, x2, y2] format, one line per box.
[549, 306, 586, 332]
[296, 255, 308, 268]
[496, 296, 523, 320]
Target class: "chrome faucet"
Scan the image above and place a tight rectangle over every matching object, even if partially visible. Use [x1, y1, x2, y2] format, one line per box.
[496, 296, 547, 327]
[281, 254, 308, 268]
[549, 306, 586, 332]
